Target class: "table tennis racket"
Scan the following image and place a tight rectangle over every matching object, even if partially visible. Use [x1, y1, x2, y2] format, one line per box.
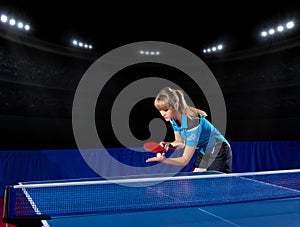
[143, 141, 176, 152]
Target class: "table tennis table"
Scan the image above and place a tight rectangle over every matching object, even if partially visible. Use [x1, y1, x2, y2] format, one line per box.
[3, 170, 300, 227]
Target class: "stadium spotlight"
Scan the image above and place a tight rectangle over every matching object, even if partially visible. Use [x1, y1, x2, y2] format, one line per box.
[261, 31, 268, 37]
[17, 22, 23, 28]
[277, 25, 284, 32]
[286, 21, 294, 29]
[0, 14, 8, 23]
[268, 28, 275, 35]
[9, 18, 16, 26]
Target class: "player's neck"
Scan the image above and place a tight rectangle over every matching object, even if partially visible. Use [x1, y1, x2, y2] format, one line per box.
[174, 112, 182, 125]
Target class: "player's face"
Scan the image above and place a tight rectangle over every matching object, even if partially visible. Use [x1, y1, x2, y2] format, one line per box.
[159, 108, 175, 121]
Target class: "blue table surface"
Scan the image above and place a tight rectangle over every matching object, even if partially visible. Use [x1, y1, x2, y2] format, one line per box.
[46, 197, 300, 227]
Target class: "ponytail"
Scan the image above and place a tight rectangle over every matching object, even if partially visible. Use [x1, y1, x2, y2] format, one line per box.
[155, 87, 207, 119]
[196, 108, 208, 117]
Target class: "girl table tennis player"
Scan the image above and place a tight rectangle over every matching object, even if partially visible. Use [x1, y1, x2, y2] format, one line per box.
[146, 87, 232, 173]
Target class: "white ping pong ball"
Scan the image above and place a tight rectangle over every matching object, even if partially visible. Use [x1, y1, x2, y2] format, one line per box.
[156, 153, 162, 158]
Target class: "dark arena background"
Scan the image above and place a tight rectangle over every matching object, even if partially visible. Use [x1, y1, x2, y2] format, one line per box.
[0, 1, 300, 226]
[0, 2, 299, 149]
[0, 37, 300, 149]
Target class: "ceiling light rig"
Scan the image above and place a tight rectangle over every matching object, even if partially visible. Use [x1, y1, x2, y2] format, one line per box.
[139, 50, 160, 55]
[0, 13, 30, 31]
[72, 39, 93, 50]
[260, 20, 296, 38]
[203, 44, 223, 54]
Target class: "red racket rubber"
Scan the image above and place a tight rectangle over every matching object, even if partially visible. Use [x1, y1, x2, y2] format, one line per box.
[143, 141, 176, 152]
[143, 142, 164, 152]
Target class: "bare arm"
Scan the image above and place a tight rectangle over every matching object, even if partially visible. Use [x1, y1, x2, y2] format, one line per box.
[145, 145, 196, 166]
[171, 131, 185, 149]
[161, 145, 196, 166]
[146, 131, 196, 166]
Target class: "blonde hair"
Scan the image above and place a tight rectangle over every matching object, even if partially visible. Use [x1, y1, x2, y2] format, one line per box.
[154, 87, 207, 119]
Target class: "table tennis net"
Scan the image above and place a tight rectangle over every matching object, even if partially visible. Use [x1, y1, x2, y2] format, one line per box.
[4, 169, 300, 219]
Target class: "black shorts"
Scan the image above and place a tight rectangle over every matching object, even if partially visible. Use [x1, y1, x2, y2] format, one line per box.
[193, 142, 232, 173]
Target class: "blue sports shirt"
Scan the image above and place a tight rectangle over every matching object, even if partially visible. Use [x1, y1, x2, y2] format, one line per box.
[170, 115, 229, 154]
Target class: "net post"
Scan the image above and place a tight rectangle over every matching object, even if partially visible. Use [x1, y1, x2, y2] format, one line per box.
[2, 186, 51, 227]
[3, 186, 16, 221]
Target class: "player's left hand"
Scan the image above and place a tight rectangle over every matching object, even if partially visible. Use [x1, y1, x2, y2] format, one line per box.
[146, 153, 166, 163]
